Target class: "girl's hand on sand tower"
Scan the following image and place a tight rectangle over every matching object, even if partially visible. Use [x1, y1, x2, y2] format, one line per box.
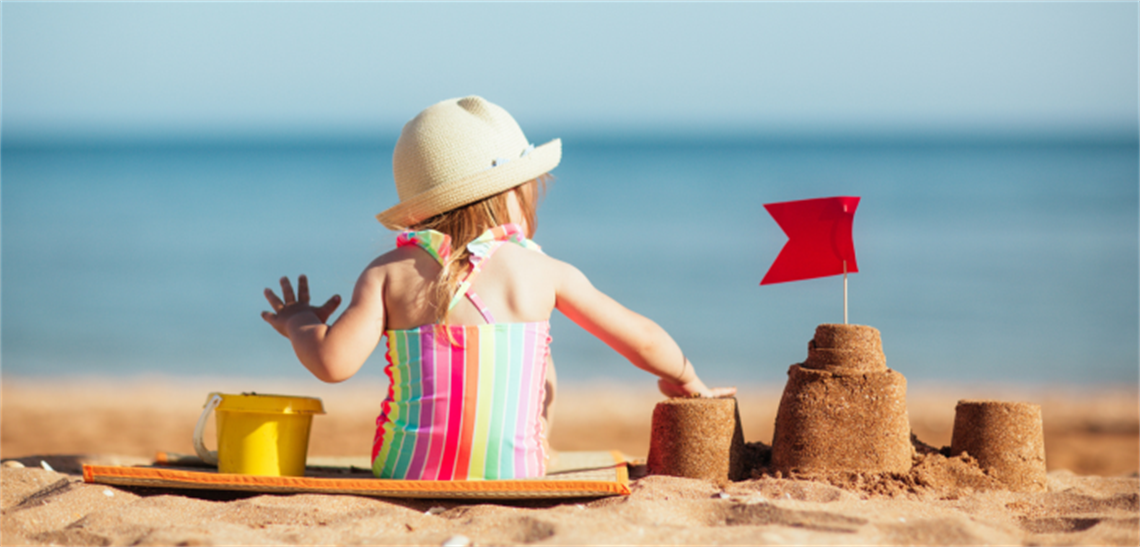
[657, 377, 737, 399]
[261, 275, 341, 338]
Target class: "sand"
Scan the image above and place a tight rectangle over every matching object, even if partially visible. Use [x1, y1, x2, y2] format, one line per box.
[2, 377, 1138, 546]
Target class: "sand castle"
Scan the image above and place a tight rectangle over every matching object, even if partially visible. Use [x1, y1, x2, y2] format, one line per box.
[771, 324, 913, 475]
[648, 323, 1048, 493]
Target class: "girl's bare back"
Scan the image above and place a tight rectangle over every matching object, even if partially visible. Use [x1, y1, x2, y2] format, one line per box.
[378, 241, 560, 331]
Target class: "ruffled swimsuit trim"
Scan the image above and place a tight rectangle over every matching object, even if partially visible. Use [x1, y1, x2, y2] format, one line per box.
[394, 223, 544, 319]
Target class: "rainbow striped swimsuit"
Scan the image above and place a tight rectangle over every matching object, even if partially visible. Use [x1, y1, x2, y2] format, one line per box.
[371, 224, 550, 480]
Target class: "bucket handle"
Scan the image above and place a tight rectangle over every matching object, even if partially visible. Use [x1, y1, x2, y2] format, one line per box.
[192, 394, 223, 465]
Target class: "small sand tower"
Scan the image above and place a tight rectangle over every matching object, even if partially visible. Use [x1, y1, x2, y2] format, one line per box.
[771, 324, 913, 474]
[647, 397, 747, 482]
[951, 400, 1047, 492]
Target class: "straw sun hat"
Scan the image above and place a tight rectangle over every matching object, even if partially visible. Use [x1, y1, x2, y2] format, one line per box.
[375, 96, 561, 230]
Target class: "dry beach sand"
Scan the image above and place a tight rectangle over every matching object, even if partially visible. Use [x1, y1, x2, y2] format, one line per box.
[2, 377, 1138, 546]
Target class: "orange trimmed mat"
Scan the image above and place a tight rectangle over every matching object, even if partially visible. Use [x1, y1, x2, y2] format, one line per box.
[83, 451, 631, 499]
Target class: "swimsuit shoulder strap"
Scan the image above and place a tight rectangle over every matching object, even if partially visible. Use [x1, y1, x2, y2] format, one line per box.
[448, 223, 542, 323]
[396, 229, 498, 321]
[395, 229, 452, 265]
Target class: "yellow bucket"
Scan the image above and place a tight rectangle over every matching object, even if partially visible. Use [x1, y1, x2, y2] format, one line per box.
[193, 392, 325, 477]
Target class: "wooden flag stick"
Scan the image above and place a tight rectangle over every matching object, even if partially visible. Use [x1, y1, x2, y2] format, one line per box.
[843, 260, 848, 325]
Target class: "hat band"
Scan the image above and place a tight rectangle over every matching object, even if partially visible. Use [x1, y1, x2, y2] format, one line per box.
[490, 143, 535, 169]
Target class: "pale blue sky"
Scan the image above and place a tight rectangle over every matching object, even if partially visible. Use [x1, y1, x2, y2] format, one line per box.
[3, 2, 1137, 143]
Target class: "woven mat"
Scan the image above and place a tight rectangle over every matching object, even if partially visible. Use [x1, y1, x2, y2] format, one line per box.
[82, 451, 630, 499]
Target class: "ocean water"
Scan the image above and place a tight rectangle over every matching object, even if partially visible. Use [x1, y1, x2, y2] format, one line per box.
[2, 137, 1137, 386]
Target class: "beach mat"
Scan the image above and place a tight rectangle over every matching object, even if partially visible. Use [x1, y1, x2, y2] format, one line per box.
[83, 450, 631, 499]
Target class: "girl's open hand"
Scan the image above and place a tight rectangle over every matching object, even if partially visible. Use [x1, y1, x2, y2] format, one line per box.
[658, 377, 737, 399]
[261, 275, 341, 338]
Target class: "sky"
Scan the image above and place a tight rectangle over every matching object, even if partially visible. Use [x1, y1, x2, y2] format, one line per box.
[3, 2, 1137, 144]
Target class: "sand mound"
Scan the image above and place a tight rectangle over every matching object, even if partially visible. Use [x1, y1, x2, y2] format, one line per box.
[742, 435, 1004, 500]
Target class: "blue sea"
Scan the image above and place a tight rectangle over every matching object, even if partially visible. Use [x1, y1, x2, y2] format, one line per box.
[2, 136, 1137, 386]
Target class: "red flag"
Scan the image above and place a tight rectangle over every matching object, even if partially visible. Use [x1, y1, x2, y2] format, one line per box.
[761, 196, 860, 285]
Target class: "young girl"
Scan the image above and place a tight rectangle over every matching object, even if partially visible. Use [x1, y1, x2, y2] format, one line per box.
[262, 96, 734, 480]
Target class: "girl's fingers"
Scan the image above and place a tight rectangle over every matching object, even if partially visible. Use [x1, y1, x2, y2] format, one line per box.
[657, 378, 687, 398]
[261, 310, 290, 338]
[280, 277, 296, 305]
[314, 294, 342, 323]
[297, 274, 310, 304]
[710, 387, 738, 398]
[659, 378, 737, 399]
[264, 288, 285, 311]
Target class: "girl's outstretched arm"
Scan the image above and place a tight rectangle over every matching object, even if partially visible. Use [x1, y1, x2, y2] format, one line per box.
[552, 261, 735, 398]
[262, 269, 386, 383]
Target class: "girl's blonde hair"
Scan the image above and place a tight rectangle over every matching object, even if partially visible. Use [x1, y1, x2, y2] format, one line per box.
[412, 175, 550, 324]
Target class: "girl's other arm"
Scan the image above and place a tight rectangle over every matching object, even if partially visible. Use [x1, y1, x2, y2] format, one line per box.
[262, 269, 386, 383]
[552, 261, 735, 398]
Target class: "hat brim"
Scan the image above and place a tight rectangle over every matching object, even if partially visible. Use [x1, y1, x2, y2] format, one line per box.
[375, 138, 561, 231]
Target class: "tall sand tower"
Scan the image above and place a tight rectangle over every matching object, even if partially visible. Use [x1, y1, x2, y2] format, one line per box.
[771, 324, 913, 474]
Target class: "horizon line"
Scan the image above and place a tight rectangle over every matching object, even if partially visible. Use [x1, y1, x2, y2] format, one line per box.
[4, 127, 1137, 151]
